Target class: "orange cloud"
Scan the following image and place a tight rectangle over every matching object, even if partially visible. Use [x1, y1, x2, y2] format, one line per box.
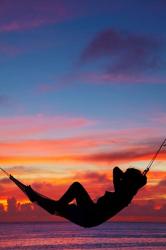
[0, 114, 165, 161]
[1, 147, 165, 167]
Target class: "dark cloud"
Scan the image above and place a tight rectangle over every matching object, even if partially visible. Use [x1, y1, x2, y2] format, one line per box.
[80, 29, 164, 75]
[76, 147, 164, 164]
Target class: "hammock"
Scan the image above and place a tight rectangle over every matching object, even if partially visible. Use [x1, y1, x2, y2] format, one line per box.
[0, 138, 165, 227]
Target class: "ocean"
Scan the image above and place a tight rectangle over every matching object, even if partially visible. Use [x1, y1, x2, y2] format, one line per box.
[0, 222, 165, 250]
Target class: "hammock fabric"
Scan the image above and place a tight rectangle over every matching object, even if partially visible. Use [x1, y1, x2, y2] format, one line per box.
[1, 167, 147, 228]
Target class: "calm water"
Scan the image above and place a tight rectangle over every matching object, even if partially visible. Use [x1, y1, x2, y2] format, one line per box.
[0, 222, 165, 250]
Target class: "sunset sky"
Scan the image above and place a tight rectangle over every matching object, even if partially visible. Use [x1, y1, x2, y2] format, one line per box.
[0, 0, 166, 222]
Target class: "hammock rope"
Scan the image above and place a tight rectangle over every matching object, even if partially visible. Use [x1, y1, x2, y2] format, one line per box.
[143, 138, 166, 176]
[0, 167, 50, 200]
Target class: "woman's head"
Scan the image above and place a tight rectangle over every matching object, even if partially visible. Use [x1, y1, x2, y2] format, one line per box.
[123, 168, 147, 194]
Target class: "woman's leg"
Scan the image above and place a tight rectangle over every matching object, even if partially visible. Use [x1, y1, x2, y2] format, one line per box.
[25, 184, 97, 227]
[25, 186, 61, 214]
[56, 182, 95, 227]
[25, 182, 94, 215]
[58, 182, 94, 208]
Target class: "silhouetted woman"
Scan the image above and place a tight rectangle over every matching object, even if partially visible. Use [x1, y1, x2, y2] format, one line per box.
[25, 167, 147, 228]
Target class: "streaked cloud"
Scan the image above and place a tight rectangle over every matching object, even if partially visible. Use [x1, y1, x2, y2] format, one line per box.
[0, 142, 165, 167]
[0, 0, 113, 32]
[0, 116, 165, 167]
[0, 1, 71, 32]
[0, 115, 94, 139]
[64, 72, 166, 86]
[0, 124, 162, 152]
[36, 69, 166, 96]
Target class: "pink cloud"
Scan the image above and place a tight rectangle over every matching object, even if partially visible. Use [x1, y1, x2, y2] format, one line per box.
[0, 1, 165, 34]
[0, 0, 72, 32]
[0, 137, 165, 166]
[37, 71, 166, 95]
[72, 72, 166, 85]
[0, 114, 94, 140]
[0, 19, 54, 32]
[0, 121, 165, 161]
[0, 1, 123, 33]
[1, 0, 111, 33]
[0, 124, 160, 154]
[0, 114, 165, 168]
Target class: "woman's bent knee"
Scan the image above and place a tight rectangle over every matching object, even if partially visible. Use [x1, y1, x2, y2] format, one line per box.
[72, 181, 82, 188]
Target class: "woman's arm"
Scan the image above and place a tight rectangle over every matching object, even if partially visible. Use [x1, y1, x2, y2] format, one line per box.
[113, 167, 124, 192]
